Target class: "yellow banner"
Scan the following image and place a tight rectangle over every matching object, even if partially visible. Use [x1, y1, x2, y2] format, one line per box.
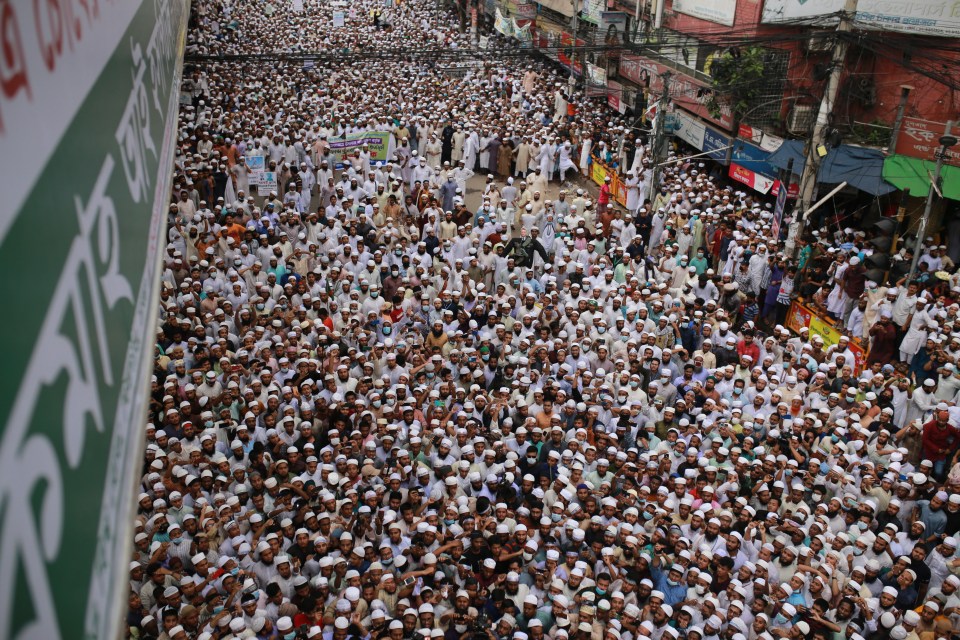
[787, 300, 868, 372]
[591, 160, 606, 186]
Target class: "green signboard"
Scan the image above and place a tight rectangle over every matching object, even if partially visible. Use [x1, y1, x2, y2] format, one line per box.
[0, 0, 189, 638]
[329, 130, 393, 167]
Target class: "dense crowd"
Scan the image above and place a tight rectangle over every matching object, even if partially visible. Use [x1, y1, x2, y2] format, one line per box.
[134, 0, 960, 639]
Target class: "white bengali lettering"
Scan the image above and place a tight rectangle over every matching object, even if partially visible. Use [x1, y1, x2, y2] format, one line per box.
[904, 125, 936, 143]
[115, 38, 158, 204]
[87, 2, 186, 634]
[0, 154, 133, 640]
[143, 0, 173, 115]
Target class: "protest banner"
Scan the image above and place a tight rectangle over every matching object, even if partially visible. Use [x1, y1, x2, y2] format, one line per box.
[786, 300, 868, 372]
[328, 131, 392, 167]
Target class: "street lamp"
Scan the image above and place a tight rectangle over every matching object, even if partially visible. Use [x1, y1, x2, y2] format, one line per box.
[907, 124, 957, 283]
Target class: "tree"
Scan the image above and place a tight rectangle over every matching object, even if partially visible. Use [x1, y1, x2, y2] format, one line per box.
[705, 46, 769, 125]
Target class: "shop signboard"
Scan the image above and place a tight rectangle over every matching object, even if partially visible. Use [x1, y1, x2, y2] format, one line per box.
[0, 1, 190, 638]
[618, 54, 734, 130]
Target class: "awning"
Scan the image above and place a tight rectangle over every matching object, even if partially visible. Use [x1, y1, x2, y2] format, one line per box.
[767, 140, 806, 173]
[767, 141, 896, 196]
[821, 146, 896, 196]
[883, 154, 960, 200]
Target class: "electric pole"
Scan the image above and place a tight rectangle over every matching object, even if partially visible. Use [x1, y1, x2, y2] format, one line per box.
[649, 71, 672, 192]
[788, 0, 857, 253]
[886, 188, 910, 281]
[569, 0, 580, 93]
[907, 121, 957, 282]
[886, 85, 912, 155]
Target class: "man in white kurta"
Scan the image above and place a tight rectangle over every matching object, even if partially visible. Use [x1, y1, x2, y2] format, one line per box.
[425, 135, 442, 167]
[479, 132, 491, 173]
[452, 128, 465, 163]
[462, 130, 480, 170]
[557, 141, 577, 184]
[624, 172, 641, 213]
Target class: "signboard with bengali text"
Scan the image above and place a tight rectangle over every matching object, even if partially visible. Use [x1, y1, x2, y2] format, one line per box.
[738, 123, 785, 153]
[586, 63, 608, 97]
[674, 110, 707, 150]
[516, 2, 539, 18]
[559, 32, 586, 75]
[598, 11, 628, 46]
[0, 1, 190, 638]
[703, 127, 732, 161]
[762, 0, 960, 36]
[729, 163, 776, 194]
[591, 160, 608, 186]
[618, 54, 734, 130]
[608, 80, 625, 113]
[582, 0, 606, 23]
[328, 131, 392, 167]
[895, 117, 960, 166]
[673, 0, 738, 25]
[728, 137, 800, 197]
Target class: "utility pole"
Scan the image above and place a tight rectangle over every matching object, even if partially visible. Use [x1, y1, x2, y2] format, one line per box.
[649, 71, 672, 192]
[789, 0, 858, 253]
[569, 0, 580, 93]
[634, 0, 644, 41]
[886, 187, 910, 281]
[653, 0, 665, 29]
[470, 2, 478, 43]
[886, 85, 912, 155]
[907, 121, 957, 282]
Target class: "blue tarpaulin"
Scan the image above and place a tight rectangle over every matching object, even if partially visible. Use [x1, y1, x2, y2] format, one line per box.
[767, 141, 896, 196]
[767, 140, 806, 174]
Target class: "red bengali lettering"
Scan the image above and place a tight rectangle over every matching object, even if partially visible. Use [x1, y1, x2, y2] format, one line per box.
[34, 0, 65, 72]
[0, 0, 32, 132]
[71, 0, 92, 43]
[81, 0, 101, 20]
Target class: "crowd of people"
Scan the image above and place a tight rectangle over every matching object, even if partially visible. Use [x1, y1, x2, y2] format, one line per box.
[134, 0, 960, 639]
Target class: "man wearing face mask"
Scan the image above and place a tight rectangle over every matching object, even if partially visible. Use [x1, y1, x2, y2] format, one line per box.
[520, 446, 546, 483]
[650, 562, 688, 606]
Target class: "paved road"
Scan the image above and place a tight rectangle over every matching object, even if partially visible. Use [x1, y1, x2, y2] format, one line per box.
[460, 170, 600, 214]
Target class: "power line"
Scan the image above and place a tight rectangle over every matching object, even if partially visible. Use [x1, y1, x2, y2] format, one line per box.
[184, 44, 626, 63]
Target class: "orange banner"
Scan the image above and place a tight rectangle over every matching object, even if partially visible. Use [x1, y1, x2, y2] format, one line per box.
[786, 300, 868, 373]
[590, 155, 629, 208]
